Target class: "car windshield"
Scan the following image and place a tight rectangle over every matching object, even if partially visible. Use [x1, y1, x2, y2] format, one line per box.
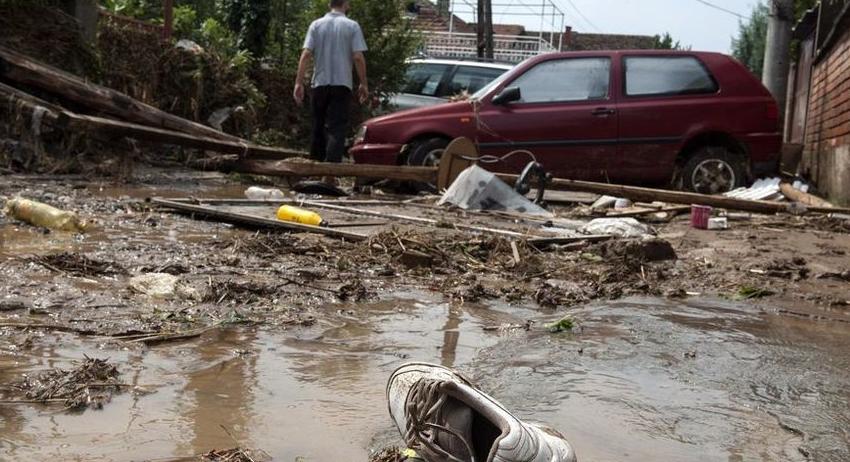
[471, 59, 527, 100]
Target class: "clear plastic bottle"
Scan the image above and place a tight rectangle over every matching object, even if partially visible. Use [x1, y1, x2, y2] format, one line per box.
[244, 186, 286, 200]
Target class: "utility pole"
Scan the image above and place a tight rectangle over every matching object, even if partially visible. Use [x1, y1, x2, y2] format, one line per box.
[477, 0, 486, 58]
[484, 0, 494, 59]
[762, 0, 794, 118]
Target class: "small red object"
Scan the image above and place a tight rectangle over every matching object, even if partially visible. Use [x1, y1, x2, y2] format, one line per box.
[691, 205, 712, 229]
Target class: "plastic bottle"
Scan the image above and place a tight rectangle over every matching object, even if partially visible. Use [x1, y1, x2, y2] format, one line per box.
[276, 205, 326, 226]
[3, 198, 87, 232]
[244, 186, 286, 200]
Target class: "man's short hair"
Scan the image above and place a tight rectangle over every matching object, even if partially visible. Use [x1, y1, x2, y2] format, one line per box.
[330, 0, 347, 7]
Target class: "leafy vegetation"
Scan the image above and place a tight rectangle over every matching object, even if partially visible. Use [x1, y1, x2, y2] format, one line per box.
[653, 32, 683, 50]
[732, 0, 819, 77]
[92, 0, 420, 146]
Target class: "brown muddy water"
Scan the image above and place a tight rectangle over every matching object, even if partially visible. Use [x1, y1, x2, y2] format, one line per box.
[1, 294, 848, 461]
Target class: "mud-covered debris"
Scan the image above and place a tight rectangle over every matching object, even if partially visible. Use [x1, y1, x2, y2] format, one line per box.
[32, 252, 127, 276]
[370, 447, 410, 462]
[338, 280, 375, 302]
[761, 257, 810, 281]
[450, 282, 497, 303]
[0, 298, 29, 311]
[815, 270, 850, 282]
[735, 285, 775, 300]
[595, 238, 677, 263]
[131, 273, 199, 299]
[534, 282, 564, 308]
[483, 320, 533, 331]
[398, 249, 433, 268]
[204, 279, 279, 304]
[13, 356, 123, 410]
[202, 447, 268, 461]
[665, 288, 688, 299]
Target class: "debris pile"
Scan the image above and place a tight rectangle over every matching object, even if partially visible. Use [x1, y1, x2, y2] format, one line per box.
[11, 356, 124, 410]
[31, 252, 127, 277]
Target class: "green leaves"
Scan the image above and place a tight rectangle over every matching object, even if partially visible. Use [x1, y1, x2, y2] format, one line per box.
[545, 317, 574, 333]
[735, 285, 775, 300]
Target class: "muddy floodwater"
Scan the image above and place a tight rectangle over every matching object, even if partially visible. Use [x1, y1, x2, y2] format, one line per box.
[2, 293, 848, 461]
[2, 172, 850, 461]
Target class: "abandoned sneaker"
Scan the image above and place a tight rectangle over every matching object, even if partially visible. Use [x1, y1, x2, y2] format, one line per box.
[387, 362, 577, 462]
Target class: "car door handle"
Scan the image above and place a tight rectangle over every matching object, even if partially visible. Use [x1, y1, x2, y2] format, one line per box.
[592, 107, 616, 116]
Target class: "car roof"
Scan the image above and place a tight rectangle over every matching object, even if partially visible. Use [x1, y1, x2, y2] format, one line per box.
[407, 58, 514, 70]
[530, 50, 727, 59]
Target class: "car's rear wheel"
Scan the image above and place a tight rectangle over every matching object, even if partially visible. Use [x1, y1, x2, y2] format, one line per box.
[405, 137, 449, 191]
[681, 146, 747, 194]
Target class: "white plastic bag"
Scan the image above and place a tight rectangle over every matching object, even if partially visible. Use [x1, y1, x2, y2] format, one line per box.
[581, 218, 654, 238]
[438, 165, 552, 217]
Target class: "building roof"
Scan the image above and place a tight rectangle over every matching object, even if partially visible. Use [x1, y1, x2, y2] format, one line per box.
[568, 32, 657, 51]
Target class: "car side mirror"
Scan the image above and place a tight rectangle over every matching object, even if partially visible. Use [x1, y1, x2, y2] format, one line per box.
[492, 86, 521, 106]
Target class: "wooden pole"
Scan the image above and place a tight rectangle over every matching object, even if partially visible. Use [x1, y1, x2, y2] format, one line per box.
[150, 198, 368, 241]
[162, 0, 174, 41]
[59, 113, 305, 159]
[211, 158, 850, 215]
[0, 46, 242, 143]
[779, 183, 834, 209]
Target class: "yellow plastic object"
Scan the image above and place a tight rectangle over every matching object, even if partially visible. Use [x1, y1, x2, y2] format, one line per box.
[3, 198, 87, 232]
[276, 205, 325, 226]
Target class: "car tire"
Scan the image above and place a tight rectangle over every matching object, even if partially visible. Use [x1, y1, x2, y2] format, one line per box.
[405, 137, 449, 192]
[681, 146, 748, 194]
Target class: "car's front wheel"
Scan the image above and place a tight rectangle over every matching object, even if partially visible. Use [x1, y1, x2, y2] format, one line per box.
[681, 146, 747, 194]
[405, 137, 449, 191]
[406, 137, 449, 168]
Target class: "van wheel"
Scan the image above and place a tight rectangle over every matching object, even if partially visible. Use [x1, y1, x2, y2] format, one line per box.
[681, 147, 747, 194]
[405, 137, 449, 191]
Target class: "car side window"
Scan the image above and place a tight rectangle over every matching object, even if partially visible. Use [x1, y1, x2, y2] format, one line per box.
[508, 58, 611, 104]
[403, 63, 450, 97]
[448, 66, 507, 96]
[625, 56, 718, 97]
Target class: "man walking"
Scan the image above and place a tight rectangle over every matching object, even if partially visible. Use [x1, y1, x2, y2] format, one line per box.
[294, 0, 369, 169]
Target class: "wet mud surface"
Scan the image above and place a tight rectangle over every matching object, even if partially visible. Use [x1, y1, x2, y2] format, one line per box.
[1, 169, 849, 461]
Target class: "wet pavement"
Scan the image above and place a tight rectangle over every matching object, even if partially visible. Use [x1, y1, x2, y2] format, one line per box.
[2, 294, 849, 461]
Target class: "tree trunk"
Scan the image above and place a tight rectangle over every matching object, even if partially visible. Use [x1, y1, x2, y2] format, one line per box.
[0, 46, 243, 143]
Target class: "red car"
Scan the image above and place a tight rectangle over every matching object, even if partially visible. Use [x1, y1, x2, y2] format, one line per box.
[350, 50, 781, 193]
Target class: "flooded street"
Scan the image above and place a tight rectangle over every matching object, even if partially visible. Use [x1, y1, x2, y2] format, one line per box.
[2, 294, 849, 461]
[2, 172, 850, 461]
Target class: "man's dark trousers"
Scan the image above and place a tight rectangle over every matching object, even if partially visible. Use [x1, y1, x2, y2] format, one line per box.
[310, 85, 351, 163]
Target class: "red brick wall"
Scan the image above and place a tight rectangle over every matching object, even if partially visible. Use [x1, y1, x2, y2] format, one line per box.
[802, 24, 850, 203]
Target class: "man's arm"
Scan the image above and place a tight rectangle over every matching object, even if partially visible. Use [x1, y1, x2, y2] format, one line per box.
[293, 49, 313, 106]
[353, 51, 368, 103]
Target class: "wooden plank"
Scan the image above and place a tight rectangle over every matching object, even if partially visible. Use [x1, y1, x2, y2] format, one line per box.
[185, 155, 850, 216]
[527, 234, 612, 247]
[779, 183, 834, 208]
[150, 198, 368, 241]
[235, 159, 437, 182]
[0, 45, 240, 143]
[59, 113, 304, 159]
[606, 206, 691, 218]
[298, 200, 534, 239]
[495, 175, 850, 215]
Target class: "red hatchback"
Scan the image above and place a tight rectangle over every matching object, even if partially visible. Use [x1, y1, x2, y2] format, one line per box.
[350, 50, 782, 193]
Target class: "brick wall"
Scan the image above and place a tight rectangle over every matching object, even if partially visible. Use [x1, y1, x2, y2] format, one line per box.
[802, 24, 850, 204]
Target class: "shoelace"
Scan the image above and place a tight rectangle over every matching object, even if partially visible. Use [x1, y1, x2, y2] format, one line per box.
[404, 378, 478, 462]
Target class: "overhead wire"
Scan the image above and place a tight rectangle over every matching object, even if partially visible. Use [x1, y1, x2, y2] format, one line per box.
[561, 0, 602, 32]
[692, 0, 747, 19]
